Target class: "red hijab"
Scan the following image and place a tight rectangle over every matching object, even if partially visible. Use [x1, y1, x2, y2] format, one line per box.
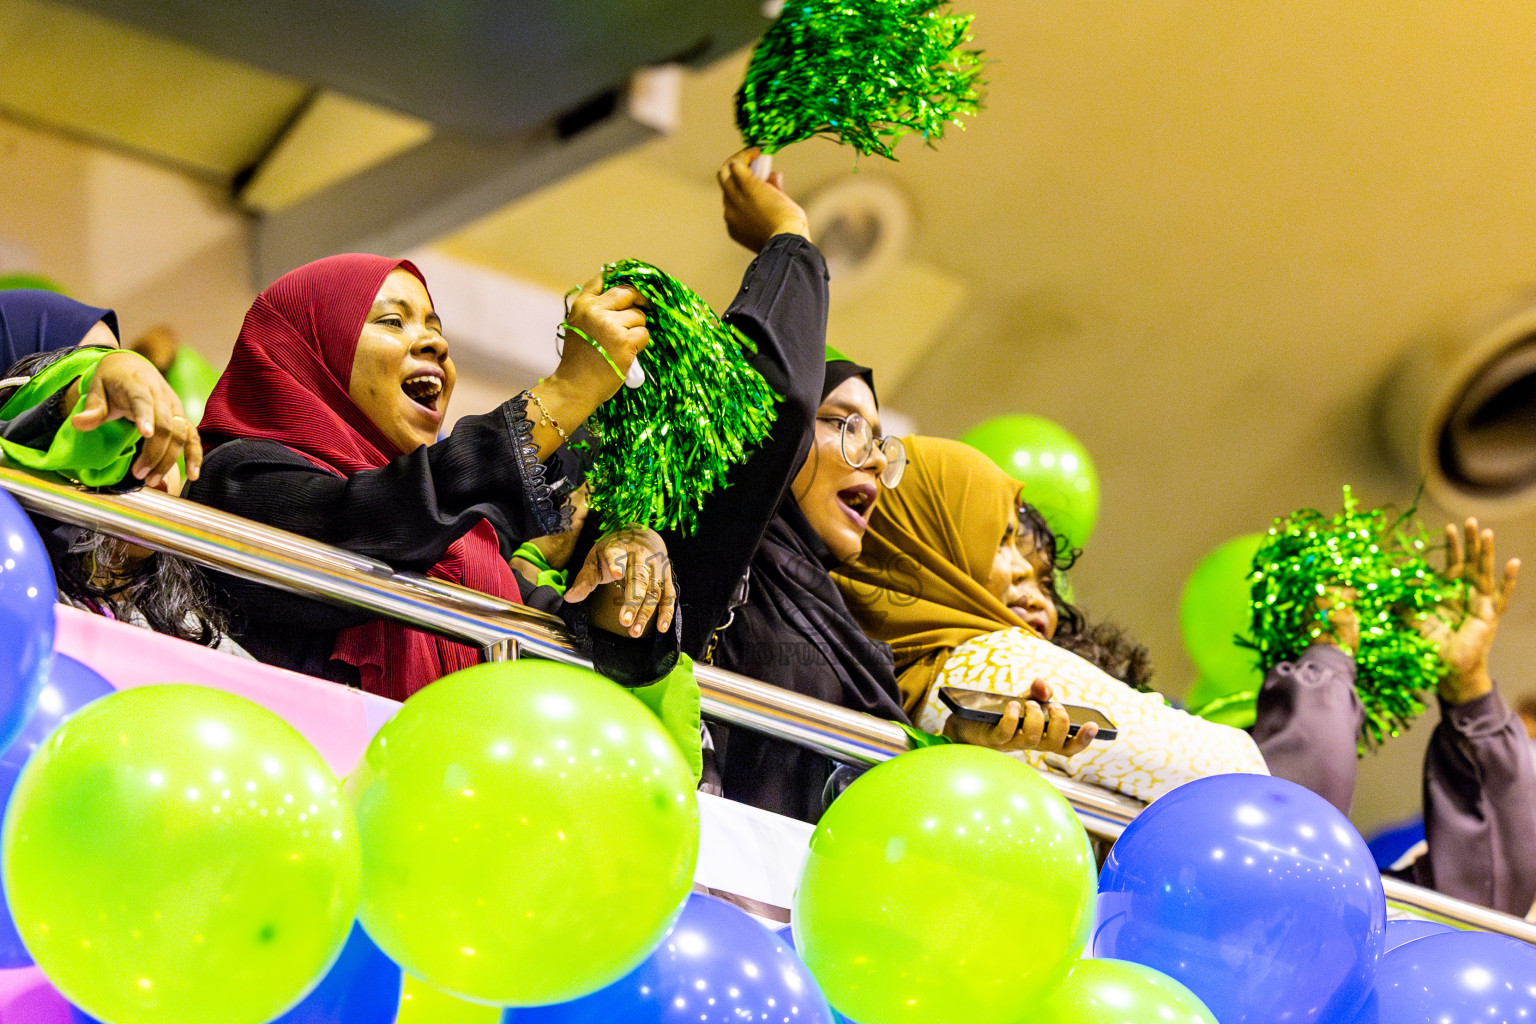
[202, 253, 522, 700]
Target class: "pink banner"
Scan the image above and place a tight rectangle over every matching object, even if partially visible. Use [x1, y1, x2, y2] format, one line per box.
[51, 605, 396, 778]
[0, 966, 73, 1023]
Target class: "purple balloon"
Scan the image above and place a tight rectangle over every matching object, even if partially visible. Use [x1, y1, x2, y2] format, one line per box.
[0, 652, 114, 968]
[1094, 774, 1386, 1024]
[504, 894, 835, 1024]
[1381, 918, 1454, 953]
[775, 926, 854, 1024]
[0, 492, 57, 754]
[1351, 930, 1536, 1023]
[68, 924, 400, 1024]
[273, 922, 400, 1024]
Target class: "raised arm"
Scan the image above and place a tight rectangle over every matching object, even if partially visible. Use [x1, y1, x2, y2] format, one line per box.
[666, 148, 829, 658]
[1410, 519, 1536, 914]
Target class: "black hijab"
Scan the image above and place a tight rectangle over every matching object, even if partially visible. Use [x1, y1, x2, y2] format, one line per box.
[713, 358, 909, 820]
[0, 291, 118, 370]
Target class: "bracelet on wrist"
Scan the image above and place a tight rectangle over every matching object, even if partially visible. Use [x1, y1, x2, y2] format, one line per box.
[525, 384, 568, 442]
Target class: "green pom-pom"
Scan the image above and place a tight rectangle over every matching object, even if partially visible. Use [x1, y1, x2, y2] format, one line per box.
[580, 260, 780, 536]
[1242, 486, 1465, 750]
[736, 0, 985, 159]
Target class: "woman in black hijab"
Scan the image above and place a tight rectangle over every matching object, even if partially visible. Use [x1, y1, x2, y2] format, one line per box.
[670, 153, 1080, 821]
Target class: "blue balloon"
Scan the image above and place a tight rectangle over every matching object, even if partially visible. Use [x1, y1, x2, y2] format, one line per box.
[1350, 931, 1536, 1023]
[274, 921, 400, 1024]
[0, 652, 113, 968]
[0, 492, 55, 754]
[69, 923, 400, 1024]
[776, 926, 853, 1024]
[1093, 774, 1385, 1024]
[504, 894, 835, 1024]
[1381, 918, 1453, 953]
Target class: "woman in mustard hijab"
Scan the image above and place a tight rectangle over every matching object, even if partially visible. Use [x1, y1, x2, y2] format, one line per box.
[835, 436, 1268, 803]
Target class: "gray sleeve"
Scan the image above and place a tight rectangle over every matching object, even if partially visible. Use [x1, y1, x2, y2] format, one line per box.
[1251, 644, 1364, 814]
[1410, 689, 1536, 915]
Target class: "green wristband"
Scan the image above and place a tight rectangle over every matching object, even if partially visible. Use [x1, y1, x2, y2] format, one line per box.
[512, 542, 568, 595]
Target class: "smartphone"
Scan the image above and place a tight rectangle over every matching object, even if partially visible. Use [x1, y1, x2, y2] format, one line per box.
[938, 686, 1117, 742]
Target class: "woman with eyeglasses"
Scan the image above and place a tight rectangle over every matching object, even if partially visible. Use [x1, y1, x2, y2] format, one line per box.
[667, 151, 1090, 823]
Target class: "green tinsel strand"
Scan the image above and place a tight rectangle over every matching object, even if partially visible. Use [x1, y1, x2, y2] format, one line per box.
[1241, 486, 1466, 750]
[736, 0, 984, 159]
[580, 260, 780, 536]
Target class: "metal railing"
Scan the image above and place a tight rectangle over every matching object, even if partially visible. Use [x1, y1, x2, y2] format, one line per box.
[3, 464, 1533, 942]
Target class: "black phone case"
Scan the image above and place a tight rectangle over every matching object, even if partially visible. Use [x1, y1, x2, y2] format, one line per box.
[937, 687, 1118, 742]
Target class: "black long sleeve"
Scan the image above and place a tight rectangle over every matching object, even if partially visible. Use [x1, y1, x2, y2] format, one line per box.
[0, 384, 72, 451]
[666, 234, 831, 657]
[188, 399, 562, 674]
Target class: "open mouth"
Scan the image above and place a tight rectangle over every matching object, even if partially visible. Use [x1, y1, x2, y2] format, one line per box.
[402, 373, 444, 413]
[837, 483, 877, 529]
[1011, 605, 1052, 638]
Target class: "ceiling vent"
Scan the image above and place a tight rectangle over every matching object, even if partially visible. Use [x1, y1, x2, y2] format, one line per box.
[1380, 292, 1536, 518]
[805, 175, 913, 299]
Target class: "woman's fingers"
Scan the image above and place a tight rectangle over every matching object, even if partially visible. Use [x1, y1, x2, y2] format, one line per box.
[128, 391, 157, 438]
[595, 283, 647, 312]
[629, 558, 665, 637]
[619, 547, 652, 629]
[1061, 721, 1097, 757]
[989, 701, 1021, 748]
[1503, 558, 1521, 606]
[69, 386, 110, 431]
[1041, 702, 1071, 753]
[1015, 700, 1046, 749]
[657, 564, 677, 634]
[1445, 522, 1465, 580]
[134, 424, 171, 482]
[564, 546, 618, 603]
[1477, 526, 1497, 596]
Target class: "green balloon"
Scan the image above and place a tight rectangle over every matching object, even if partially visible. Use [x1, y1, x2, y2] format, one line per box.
[0, 273, 67, 295]
[164, 346, 221, 425]
[1179, 533, 1265, 697]
[2, 684, 360, 1024]
[349, 661, 699, 1006]
[793, 744, 1095, 1024]
[1038, 959, 1218, 1024]
[960, 416, 1100, 552]
[1184, 675, 1259, 729]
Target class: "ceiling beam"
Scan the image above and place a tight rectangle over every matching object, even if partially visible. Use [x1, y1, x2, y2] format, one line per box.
[251, 81, 668, 287]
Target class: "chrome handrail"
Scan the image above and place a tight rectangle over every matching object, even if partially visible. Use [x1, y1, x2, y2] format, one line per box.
[3, 464, 1533, 943]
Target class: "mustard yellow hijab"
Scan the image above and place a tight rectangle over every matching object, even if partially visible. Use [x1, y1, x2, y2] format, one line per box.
[834, 435, 1034, 713]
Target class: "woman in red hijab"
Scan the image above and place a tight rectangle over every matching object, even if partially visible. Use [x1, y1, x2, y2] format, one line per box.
[189, 253, 676, 699]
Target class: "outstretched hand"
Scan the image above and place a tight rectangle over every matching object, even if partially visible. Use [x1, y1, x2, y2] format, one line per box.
[69, 349, 202, 487]
[1415, 518, 1520, 705]
[942, 678, 1097, 757]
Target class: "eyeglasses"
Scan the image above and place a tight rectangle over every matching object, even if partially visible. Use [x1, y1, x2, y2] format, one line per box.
[818, 414, 906, 487]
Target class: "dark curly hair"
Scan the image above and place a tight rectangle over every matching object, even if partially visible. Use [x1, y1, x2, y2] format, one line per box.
[1016, 502, 1155, 692]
